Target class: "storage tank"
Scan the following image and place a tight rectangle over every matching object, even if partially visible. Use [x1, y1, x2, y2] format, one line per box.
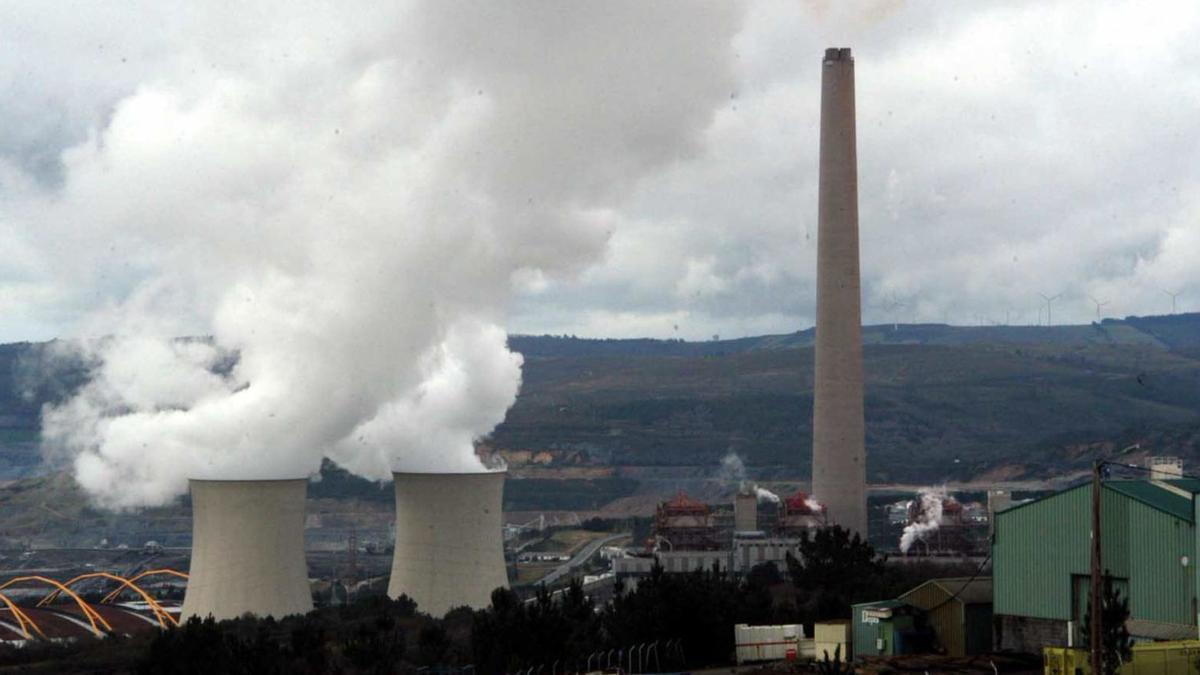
[181, 478, 312, 620]
[388, 470, 508, 616]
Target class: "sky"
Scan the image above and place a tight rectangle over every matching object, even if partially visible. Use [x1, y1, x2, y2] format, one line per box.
[2, 0, 1199, 348]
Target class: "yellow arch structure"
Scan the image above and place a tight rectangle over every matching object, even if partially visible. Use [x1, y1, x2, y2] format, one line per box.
[99, 568, 188, 604]
[36, 572, 178, 628]
[0, 590, 46, 640]
[0, 576, 112, 636]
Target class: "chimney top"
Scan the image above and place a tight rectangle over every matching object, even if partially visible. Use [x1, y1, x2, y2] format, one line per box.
[823, 47, 853, 63]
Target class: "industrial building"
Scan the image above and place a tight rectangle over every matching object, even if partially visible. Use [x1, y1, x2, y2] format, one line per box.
[387, 470, 508, 616]
[853, 577, 993, 658]
[181, 478, 313, 620]
[653, 492, 721, 551]
[615, 533, 804, 580]
[850, 600, 925, 658]
[776, 491, 828, 535]
[902, 496, 988, 557]
[993, 478, 1200, 652]
[616, 488, 822, 584]
[652, 488, 824, 550]
[854, 571, 993, 658]
[899, 577, 993, 656]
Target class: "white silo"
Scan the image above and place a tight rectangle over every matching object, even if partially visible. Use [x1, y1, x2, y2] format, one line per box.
[388, 470, 508, 616]
[181, 478, 313, 620]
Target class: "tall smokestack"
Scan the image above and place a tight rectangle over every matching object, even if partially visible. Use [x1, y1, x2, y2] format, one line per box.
[388, 471, 508, 616]
[812, 47, 867, 537]
[181, 479, 313, 620]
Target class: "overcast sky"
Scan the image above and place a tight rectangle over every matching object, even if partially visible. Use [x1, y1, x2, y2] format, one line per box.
[2, 0, 1199, 344]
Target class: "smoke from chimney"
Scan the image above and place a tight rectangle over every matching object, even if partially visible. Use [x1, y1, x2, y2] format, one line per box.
[899, 487, 946, 553]
[756, 486, 781, 503]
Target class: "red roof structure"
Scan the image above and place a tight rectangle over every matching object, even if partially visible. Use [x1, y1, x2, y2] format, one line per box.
[661, 491, 709, 514]
[784, 491, 824, 514]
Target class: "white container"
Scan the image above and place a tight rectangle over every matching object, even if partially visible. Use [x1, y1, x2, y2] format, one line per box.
[814, 620, 852, 661]
[734, 623, 804, 664]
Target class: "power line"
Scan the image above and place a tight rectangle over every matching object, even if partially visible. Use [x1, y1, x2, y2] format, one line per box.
[920, 551, 992, 615]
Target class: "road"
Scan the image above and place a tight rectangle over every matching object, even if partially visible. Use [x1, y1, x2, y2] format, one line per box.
[537, 533, 626, 587]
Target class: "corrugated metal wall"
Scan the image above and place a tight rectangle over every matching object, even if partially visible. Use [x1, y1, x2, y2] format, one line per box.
[993, 483, 1195, 626]
[851, 603, 903, 657]
[1127, 495, 1195, 623]
[964, 604, 993, 655]
[994, 484, 1091, 620]
[851, 603, 886, 657]
[902, 583, 965, 656]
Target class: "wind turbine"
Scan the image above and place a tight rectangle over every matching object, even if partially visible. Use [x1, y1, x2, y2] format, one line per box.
[1163, 289, 1182, 314]
[1088, 295, 1110, 321]
[1039, 292, 1063, 327]
[885, 293, 906, 331]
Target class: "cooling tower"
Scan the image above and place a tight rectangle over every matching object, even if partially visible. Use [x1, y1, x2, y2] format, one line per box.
[181, 478, 312, 620]
[388, 471, 508, 616]
[812, 47, 867, 537]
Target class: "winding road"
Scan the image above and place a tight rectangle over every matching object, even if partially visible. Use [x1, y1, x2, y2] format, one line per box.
[537, 533, 626, 587]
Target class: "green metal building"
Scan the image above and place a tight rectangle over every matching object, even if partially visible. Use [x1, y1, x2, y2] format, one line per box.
[852, 578, 993, 658]
[993, 479, 1200, 653]
[851, 600, 921, 657]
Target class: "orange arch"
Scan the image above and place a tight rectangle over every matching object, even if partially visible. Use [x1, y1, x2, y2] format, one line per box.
[0, 576, 112, 636]
[0, 590, 45, 640]
[37, 572, 178, 628]
[100, 568, 189, 604]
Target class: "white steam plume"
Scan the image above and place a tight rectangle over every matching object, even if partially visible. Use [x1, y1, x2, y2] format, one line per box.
[899, 487, 946, 553]
[755, 487, 780, 503]
[34, 2, 745, 509]
[719, 451, 748, 483]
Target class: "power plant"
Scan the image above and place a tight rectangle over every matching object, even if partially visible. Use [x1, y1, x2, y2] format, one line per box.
[811, 46, 867, 537]
[180, 478, 313, 620]
[387, 471, 508, 616]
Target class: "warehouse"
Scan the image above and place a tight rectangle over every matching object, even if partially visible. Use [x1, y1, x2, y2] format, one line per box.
[852, 578, 992, 658]
[898, 577, 992, 656]
[992, 479, 1200, 653]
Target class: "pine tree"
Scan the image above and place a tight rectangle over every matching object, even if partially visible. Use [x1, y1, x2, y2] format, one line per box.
[1083, 571, 1132, 675]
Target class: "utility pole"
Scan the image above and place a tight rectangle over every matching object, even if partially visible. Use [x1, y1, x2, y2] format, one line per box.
[1089, 444, 1137, 675]
[1090, 459, 1103, 675]
[341, 524, 359, 607]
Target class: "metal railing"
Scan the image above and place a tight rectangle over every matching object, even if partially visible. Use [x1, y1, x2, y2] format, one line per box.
[514, 637, 686, 675]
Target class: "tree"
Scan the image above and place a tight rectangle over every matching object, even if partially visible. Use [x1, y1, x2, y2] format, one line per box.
[417, 623, 451, 666]
[785, 526, 889, 620]
[1084, 571, 1132, 675]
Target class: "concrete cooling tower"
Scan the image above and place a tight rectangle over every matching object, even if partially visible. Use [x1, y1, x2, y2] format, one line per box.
[812, 47, 867, 537]
[388, 471, 508, 616]
[181, 478, 313, 620]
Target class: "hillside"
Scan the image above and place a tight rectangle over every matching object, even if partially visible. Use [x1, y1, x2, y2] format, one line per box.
[500, 313, 1200, 483]
[1, 314, 1199, 490]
